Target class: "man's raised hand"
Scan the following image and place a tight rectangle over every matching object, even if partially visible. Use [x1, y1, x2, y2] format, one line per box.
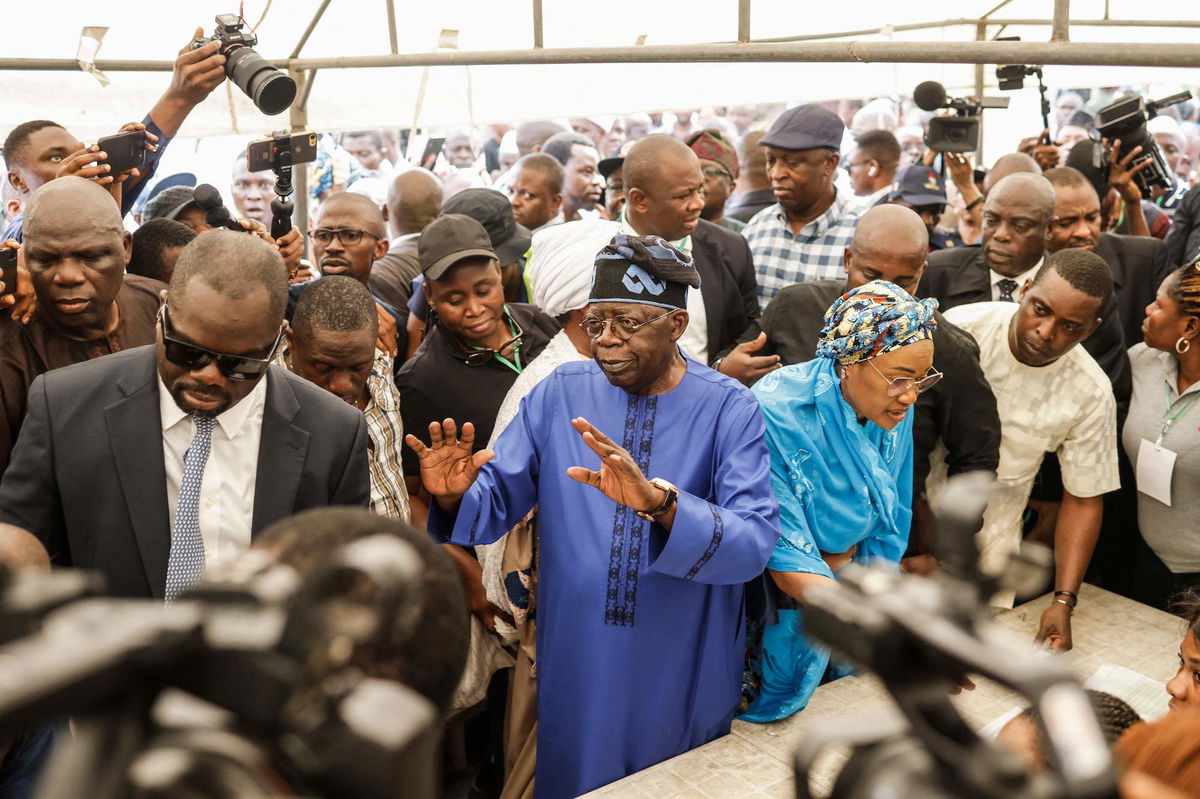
[405, 419, 494, 503]
[566, 417, 661, 512]
[718, 333, 781, 386]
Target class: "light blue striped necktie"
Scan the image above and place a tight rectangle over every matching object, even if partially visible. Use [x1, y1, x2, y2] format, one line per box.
[165, 415, 215, 602]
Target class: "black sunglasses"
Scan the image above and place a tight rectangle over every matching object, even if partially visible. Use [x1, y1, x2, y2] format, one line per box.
[159, 304, 283, 381]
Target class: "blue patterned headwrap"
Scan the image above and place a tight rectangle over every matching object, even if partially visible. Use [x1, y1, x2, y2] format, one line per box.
[816, 280, 939, 365]
[588, 234, 700, 310]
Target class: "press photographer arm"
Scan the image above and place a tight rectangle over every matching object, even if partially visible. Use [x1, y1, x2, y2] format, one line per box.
[1106, 139, 1153, 238]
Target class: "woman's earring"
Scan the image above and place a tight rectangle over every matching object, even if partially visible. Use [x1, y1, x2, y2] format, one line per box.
[1177, 337, 1192, 354]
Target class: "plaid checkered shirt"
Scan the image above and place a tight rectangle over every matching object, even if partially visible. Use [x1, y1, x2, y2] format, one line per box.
[362, 349, 411, 522]
[742, 189, 864, 308]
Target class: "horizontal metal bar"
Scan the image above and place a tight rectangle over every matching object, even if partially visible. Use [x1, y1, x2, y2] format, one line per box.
[751, 17, 1200, 43]
[1, 38, 1199, 73]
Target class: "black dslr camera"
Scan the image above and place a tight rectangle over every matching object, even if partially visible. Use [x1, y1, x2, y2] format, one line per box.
[192, 14, 297, 116]
[913, 81, 1009, 153]
[794, 473, 1119, 799]
[1095, 91, 1192, 194]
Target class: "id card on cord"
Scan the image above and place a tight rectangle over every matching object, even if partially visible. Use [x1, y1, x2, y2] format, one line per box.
[1136, 439, 1177, 506]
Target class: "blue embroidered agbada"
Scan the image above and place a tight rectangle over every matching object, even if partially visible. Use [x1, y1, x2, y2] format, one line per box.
[429, 359, 780, 799]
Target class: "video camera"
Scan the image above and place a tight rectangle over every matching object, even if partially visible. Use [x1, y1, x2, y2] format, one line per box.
[192, 14, 297, 116]
[1095, 91, 1192, 195]
[913, 81, 1009, 153]
[0, 536, 440, 799]
[793, 472, 1119, 799]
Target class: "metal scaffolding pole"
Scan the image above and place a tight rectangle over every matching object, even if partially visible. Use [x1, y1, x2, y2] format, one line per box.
[532, 0, 544, 48]
[4, 37, 1200, 73]
[290, 0, 334, 59]
[1052, 0, 1071, 42]
[738, 0, 751, 44]
[288, 67, 310, 232]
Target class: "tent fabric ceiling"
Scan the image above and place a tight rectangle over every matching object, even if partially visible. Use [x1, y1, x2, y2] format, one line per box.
[0, 0, 1197, 137]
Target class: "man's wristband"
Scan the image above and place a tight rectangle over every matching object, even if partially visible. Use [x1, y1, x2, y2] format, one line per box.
[1054, 589, 1078, 603]
[1053, 598, 1075, 615]
[963, 196, 983, 212]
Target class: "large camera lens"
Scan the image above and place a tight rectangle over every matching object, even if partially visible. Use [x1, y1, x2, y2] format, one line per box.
[224, 45, 297, 116]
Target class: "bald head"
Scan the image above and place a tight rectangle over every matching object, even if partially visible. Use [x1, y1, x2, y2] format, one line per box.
[844, 205, 929, 293]
[515, 120, 568, 156]
[386, 169, 442, 237]
[624, 135, 700, 193]
[318, 191, 387, 239]
[854, 204, 929, 257]
[25, 175, 123, 238]
[0, 524, 50, 572]
[988, 172, 1056, 222]
[985, 152, 1041, 192]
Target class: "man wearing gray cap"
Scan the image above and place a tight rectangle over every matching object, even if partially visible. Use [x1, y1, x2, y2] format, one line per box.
[742, 103, 865, 307]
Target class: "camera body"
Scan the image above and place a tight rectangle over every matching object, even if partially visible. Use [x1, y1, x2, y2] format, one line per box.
[191, 13, 259, 52]
[190, 14, 297, 116]
[1095, 92, 1191, 195]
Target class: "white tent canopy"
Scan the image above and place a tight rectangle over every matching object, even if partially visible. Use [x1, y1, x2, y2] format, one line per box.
[3, 0, 1198, 138]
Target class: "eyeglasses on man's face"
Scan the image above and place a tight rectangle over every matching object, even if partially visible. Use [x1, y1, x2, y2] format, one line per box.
[865, 358, 944, 397]
[309, 227, 383, 246]
[159, 304, 282, 381]
[579, 309, 678, 341]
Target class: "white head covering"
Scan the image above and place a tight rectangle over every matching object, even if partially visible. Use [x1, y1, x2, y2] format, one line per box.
[527, 218, 621, 318]
[499, 130, 518, 156]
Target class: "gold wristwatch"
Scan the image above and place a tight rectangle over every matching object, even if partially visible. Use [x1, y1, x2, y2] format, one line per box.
[636, 478, 679, 522]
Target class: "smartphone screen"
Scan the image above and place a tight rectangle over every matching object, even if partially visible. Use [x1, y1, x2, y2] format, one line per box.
[0, 247, 17, 299]
[420, 138, 446, 171]
[246, 132, 319, 173]
[95, 130, 147, 174]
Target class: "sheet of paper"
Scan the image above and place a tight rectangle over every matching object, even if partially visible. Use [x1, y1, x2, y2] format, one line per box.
[1083, 663, 1170, 721]
[980, 662, 1169, 738]
[1137, 438, 1177, 507]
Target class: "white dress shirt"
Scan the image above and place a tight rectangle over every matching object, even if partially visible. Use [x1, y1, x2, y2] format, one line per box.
[159, 376, 268, 568]
[988, 259, 1042, 302]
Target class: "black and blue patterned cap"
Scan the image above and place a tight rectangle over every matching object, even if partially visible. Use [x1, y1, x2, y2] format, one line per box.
[588, 234, 701, 311]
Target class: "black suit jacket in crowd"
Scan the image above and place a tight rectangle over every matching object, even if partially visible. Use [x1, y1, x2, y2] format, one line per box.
[1091, 232, 1173, 348]
[690, 218, 761, 361]
[1165, 182, 1200, 269]
[918, 245, 1131, 412]
[0, 346, 371, 599]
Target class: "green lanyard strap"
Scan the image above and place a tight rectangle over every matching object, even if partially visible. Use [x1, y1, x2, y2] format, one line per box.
[1158, 383, 1200, 445]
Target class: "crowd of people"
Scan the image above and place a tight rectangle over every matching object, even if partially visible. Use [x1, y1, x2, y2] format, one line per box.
[0, 32, 1199, 799]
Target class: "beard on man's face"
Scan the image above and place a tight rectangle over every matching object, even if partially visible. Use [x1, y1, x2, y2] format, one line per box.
[170, 379, 234, 418]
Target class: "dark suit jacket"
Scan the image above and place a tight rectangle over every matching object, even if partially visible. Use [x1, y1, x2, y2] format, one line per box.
[0, 346, 370, 599]
[1092, 232, 1173, 348]
[369, 236, 423, 312]
[691, 219, 761, 362]
[918, 246, 1131, 411]
[1165, 182, 1200, 269]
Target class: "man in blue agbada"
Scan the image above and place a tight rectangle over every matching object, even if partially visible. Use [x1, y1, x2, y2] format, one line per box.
[408, 234, 780, 799]
[740, 280, 940, 722]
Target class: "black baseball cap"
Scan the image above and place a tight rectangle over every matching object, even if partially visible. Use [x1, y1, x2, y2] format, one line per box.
[888, 165, 948, 206]
[419, 214, 497, 280]
[144, 185, 200, 222]
[759, 104, 844, 152]
[440, 188, 531, 265]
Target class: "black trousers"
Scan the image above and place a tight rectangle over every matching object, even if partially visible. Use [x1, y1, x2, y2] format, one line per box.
[1129, 534, 1200, 612]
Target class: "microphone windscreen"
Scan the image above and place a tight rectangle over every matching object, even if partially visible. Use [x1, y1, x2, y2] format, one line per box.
[913, 81, 948, 112]
[193, 183, 224, 210]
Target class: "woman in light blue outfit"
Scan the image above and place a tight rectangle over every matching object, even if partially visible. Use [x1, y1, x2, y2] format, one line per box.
[740, 280, 940, 722]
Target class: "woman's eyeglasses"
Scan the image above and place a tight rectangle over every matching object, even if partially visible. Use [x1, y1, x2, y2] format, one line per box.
[865, 359, 944, 397]
[579, 309, 677, 341]
[159, 305, 282, 381]
[460, 314, 526, 366]
[309, 227, 383, 246]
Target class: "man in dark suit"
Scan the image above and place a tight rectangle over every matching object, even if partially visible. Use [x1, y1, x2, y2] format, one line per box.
[0, 230, 369, 599]
[534, 135, 761, 379]
[1043, 166, 1174, 347]
[369, 168, 443, 311]
[918, 172, 1131, 408]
